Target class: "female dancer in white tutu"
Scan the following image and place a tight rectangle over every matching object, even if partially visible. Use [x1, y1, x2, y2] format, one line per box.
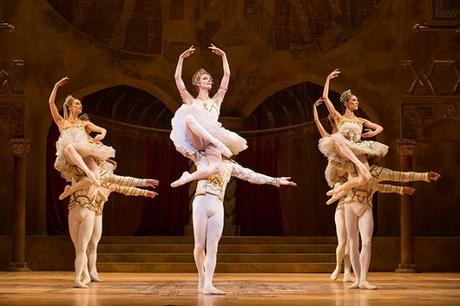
[170, 44, 247, 187]
[49, 77, 115, 196]
[319, 69, 388, 204]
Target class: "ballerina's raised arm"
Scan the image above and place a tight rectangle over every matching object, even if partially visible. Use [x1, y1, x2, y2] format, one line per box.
[209, 43, 230, 106]
[175, 46, 196, 105]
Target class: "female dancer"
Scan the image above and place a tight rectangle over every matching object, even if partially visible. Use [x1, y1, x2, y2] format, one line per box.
[170, 44, 247, 187]
[49, 77, 115, 189]
[319, 69, 388, 204]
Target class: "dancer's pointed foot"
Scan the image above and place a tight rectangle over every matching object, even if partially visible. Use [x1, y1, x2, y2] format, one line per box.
[212, 140, 232, 158]
[326, 194, 340, 205]
[87, 171, 101, 186]
[202, 285, 226, 295]
[171, 171, 191, 188]
[330, 268, 340, 281]
[343, 273, 356, 283]
[348, 280, 360, 289]
[359, 281, 377, 290]
[73, 281, 88, 288]
[358, 164, 371, 181]
[59, 185, 73, 200]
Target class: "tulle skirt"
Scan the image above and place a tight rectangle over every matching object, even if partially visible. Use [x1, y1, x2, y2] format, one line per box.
[54, 127, 115, 181]
[318, 133, 388, 164]
[170, 103, 247, 157]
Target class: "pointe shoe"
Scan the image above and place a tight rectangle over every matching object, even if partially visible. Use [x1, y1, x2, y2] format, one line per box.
[212, 140, 232, 158]
[327, 183, 341, 196]
[171, 172, 191, 188]
[326, 194, 340, 205]
[59, 185, 73, 200]
[359, 281, 377, 290]
[202, 285, 226, 295]
[358, 164, 372, 181]
[330, 268, 339, 281]
[87, 172, 101, 186]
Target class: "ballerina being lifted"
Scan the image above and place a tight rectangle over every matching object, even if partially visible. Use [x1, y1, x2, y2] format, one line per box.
[170, 44, 247, 187]
[318, 69, 388, 204]
[49, 77, 115, 199]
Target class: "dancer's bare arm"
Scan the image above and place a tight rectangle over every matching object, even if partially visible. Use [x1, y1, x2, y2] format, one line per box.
[322, 69, 341, 121]
[175, 46, 195, 105]
[361, 119, 384, 138]
[84, 121, 107, 143]
[48, 77, 69, 127]
[210, 44, 230, 106]
[313, 98, 330, 138]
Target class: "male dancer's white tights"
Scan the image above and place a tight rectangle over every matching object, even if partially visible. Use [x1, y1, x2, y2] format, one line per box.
[192, 194, 224, 294]
[345, 203, 376, 289]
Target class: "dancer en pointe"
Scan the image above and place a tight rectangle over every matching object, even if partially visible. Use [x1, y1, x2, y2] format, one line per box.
[66, 160, 158, 288]
[319, 69, 388, 204]
[344, 166, 440, 290]
[191, 152, 296, 295]
[170, 44, 247, 188]
[49, 77, 115, 192]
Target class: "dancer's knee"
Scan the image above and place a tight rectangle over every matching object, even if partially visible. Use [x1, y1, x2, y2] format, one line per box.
[194, 243, 205, 254]
[361, 239, 372, 251]
[64, 144, 75, 155]
[184, 114, 196, 127]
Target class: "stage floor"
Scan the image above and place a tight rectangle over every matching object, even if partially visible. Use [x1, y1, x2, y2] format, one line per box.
[0, 272, 459, 305]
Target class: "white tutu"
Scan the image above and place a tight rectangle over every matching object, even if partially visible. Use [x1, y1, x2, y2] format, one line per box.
[170, 102, 247, 157]
[54, 125, 115, 181]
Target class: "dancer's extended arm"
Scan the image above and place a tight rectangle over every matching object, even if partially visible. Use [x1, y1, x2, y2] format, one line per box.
[109, 185, 157, 198]
[313, 98, 330, 138]
[210, 44, 230, 106]
[48, 77, 69, 127]
[377, 184, 416, 195]
[370, 165, 440, 183]
[85, 121, 107, 143]
[175, 46, 195, 104]
[104, 173, 158, 188]
[361, 119, 384, 139]
[322, 69, 341, 121]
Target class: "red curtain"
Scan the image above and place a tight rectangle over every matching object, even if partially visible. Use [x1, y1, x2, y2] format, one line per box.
[136, 136, 190, 235]
[235, 136, 285, 235]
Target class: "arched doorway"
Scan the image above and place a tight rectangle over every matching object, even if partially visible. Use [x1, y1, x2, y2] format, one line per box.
[46, 86, 189, 235]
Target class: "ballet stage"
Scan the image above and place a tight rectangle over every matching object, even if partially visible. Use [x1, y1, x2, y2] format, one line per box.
[1, 272, 459, 306]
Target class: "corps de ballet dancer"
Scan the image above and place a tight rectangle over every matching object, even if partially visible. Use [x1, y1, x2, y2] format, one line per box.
[48, 77, 115, 197]
[170, 44, 247, 187]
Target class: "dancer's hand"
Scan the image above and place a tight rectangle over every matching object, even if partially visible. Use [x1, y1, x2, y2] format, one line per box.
[209, 43, 225, 57]
[327, 69, 340, 80]
[147, 179, 159, 188]
[179, 46, 195, 59]
[55, 76, 69, 88]
[428, 171, 441, 182]
[402, 186, 416, 195]
[361, 130, 377, 138]
[146, 190, 158, 198]
[278, 177, 297, 187]
[313, 97, 324, 107]
[93, 134, 105, 143]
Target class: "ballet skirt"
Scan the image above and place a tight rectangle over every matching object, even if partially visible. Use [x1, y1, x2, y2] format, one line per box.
[54, 124, 115, 181]
[318, 115, 388, 165]
[170, 99, 247, 157]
